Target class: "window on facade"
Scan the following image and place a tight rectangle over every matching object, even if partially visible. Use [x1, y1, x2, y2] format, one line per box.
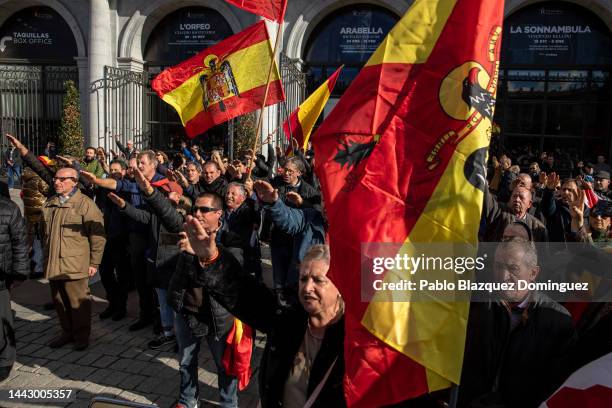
[495, 1, 612, 161]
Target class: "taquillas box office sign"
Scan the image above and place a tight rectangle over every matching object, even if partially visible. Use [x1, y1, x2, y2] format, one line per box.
[0, 6, 77, 61]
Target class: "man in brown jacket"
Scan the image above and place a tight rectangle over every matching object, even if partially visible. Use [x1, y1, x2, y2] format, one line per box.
[42, 167, 106, 350]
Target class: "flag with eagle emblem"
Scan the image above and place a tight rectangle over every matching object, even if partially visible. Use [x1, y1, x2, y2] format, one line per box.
[312, 0, 504, 406]
[151, 21, 284, 138]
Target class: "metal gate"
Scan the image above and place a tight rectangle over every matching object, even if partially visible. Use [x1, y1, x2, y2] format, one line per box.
[95, 66, 148, 152]
[0, 64, 78, 161]
[276, 54, 307, 147]
[98, 56, 306, 155]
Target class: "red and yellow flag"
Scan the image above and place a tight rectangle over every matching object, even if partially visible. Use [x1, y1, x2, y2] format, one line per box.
[151, 21, 284, 138]
[312, 0, 504, 406]
[283, 66, 342, 150]
[222, 319, 254, 390]
[225, 0, 287, 22]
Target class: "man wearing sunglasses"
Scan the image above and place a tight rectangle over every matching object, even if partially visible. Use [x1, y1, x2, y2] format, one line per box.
[169, 192, 239, 408]
[41, 167, 106, 351]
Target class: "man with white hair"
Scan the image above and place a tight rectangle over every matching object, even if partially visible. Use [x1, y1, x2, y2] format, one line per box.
[115, 136, 136, 159]
[460, 240, 575, 407]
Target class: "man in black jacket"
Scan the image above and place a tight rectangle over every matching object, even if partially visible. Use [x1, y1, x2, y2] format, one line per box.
[97, 159, 132, 321]
[460, 240, 575, 407]
[168, 192, 237, 408]
[0, 187, 29, 380]
[541, 174, 588, 242]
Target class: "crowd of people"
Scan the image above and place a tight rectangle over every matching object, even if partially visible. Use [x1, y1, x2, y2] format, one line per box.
[0, 132, 611, 408]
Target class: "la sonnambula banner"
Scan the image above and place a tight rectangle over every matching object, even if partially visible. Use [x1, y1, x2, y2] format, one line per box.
[152, 21, 284, 138]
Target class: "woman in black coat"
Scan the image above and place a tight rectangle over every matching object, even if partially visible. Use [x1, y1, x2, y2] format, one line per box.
[178, 216, 346, 408]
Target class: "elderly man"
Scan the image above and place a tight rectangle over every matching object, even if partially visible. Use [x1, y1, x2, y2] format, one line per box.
[115, 136, 136, 159]
[482, 184, 548, 242]
[460, 240, 575, 407]
[42, 166, 106, 350]
[221, 182, 260, 269]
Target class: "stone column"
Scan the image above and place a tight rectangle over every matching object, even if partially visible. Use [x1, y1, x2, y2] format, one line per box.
[261, 19, 284, 155]
[74, 57, 90, 145]
[87, 0, 112, 148]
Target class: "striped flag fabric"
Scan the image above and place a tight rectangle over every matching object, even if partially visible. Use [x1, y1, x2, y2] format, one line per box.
[151, 21, 284, 138]
[541, 352, 612, 408]
[312, 0, 504, 406]
[283, 66, 342, 149]
[225, 0, 287, 22]
[222, 319, 254, 391]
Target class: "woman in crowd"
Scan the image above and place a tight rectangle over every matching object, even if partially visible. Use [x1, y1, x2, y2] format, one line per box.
[178, 218, 346, 408]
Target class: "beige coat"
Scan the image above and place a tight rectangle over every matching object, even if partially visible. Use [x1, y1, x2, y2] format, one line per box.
[41, 190, 106, 280]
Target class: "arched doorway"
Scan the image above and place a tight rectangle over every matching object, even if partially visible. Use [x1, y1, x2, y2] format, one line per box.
[495, 1, 612, 168]
[143, 6, 234, 151]
[0, 6, 78, 155]
[303, 4, 398, 120]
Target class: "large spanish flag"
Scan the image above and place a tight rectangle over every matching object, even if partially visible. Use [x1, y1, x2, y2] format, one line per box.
[283, 66, 342, 149]
[225, 0, 287, 22]
[312, 0, 504, 406]
[152, 21, 284, 138]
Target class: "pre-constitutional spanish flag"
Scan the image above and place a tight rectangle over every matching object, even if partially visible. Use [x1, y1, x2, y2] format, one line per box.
[283, 66, 342, 149]
[151, 21, 284, 138]
[312, 0, 504, 406]
[225, 0, 287, 22]
[222, 319, 254, 391]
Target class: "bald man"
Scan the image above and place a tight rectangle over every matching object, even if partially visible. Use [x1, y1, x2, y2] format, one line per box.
[42, 167, 106, 351]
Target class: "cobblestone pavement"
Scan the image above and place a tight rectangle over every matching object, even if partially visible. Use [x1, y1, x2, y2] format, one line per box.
[1, 189, 268, 408]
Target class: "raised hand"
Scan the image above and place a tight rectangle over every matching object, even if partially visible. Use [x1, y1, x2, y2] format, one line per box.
[5, 133, 23, 149]
[133, 167, 153, 195]
[107, 192, 126, 209]
[244, 176, 254, 196]
[184, 215, 218, 262]
[569, 188, 585, 220]
[285, 191, 303, 207]
[178, 231, 195, 255]
[538, 171, 547, 187]
[545, 172, 560, 190]
[56, 155, 74, 166]
[5, 133, 27, 155]
[253, 180, 278, 203]
[80, 170, 97, 183]
[226, 164, 240, 180]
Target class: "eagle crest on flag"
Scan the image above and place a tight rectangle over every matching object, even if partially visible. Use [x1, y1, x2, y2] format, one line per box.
[199, 54, 240, 112]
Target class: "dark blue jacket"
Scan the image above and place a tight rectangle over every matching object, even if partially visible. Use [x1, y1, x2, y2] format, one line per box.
[265, 199, 326, 286]
[115, 172, 165, 233]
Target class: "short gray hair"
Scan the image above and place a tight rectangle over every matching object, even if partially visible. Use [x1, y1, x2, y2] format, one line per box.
[496, 238, 538, 269]
[302, 244, 330, 266]
[227, 182, 247, 198]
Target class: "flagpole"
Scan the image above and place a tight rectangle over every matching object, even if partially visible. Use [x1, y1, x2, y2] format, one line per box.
[252, 18, 283, 156]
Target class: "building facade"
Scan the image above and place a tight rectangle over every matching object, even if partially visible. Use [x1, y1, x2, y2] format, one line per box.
[0, 0, 611, 161]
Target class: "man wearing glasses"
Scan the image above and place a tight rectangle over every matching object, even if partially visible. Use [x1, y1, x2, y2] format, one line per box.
[42, 167, 106, 351]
